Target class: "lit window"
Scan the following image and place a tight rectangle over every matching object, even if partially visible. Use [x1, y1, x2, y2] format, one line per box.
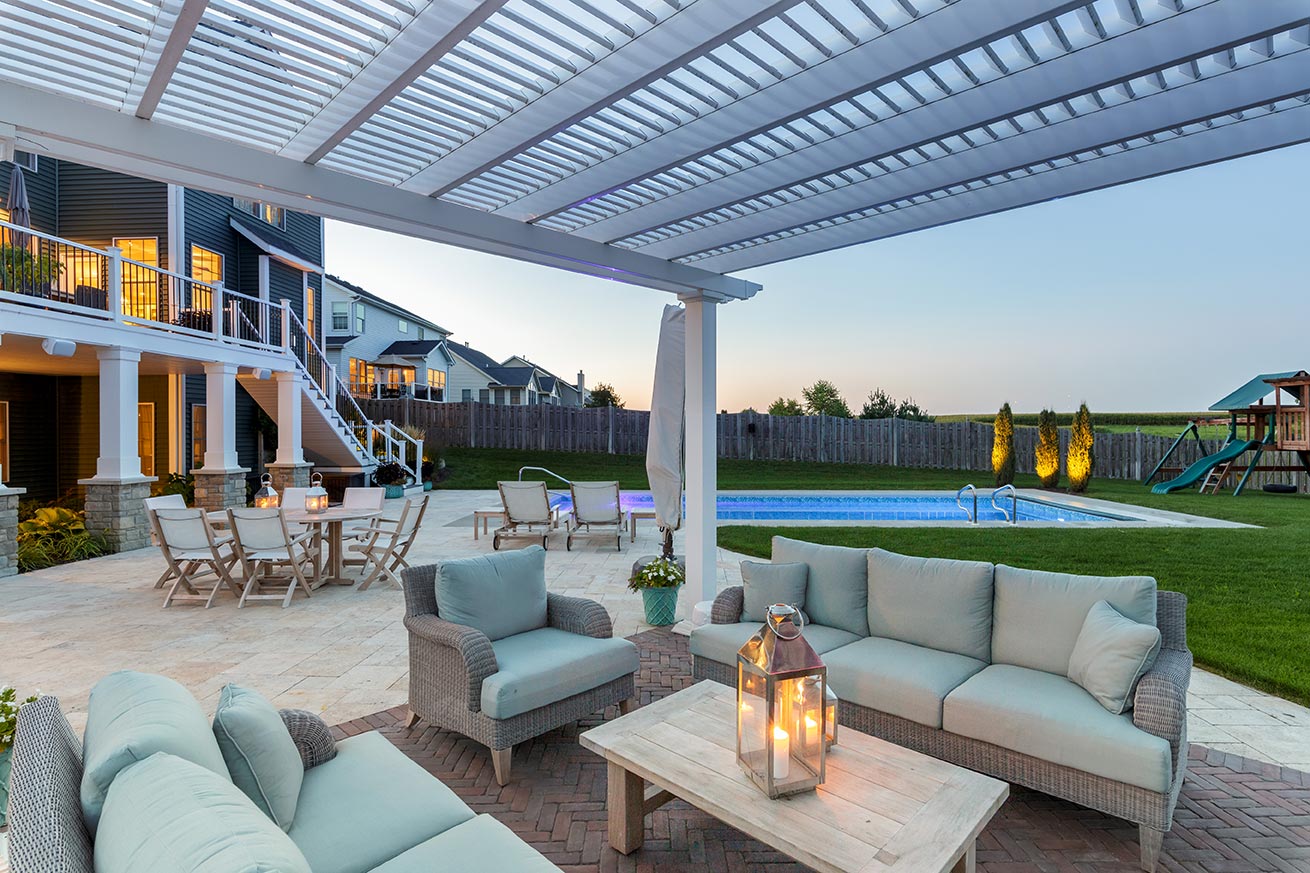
[427, 369, 446, 401]
[305, 281, 316, 342]
[191, 405, 206, 469]
[0, 401, 9, 479]
[332, 301, 348, 331]
[190, 245, 224, 285]
[232, 198, 286, 230]
[138, 403, 155, 478]
[115, 238, 159, 321]
[398, 318, 407, 334]
[0, 207, 9, 223]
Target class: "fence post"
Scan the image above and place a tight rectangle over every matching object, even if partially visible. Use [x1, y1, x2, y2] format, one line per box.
[1135, 428, 1143, 481]
[608, 404, 615, 454]
[468, 401, 476, 449]
[891, 417, 899, 467]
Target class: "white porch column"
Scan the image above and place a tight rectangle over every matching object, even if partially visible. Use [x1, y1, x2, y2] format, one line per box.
[682, 294, 718, 612]
[93, 347, 144, 480]
[273, 370, 305, 466]
[202, 361, 241, 471]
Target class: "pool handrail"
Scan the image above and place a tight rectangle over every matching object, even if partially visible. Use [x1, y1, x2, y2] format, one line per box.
[518, 466, 572, 487]
[991, 484, 1018, 524]
[956, 484, 978, 524]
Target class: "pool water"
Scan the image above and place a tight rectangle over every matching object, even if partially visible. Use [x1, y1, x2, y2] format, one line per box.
[549, 491, 1128, 524]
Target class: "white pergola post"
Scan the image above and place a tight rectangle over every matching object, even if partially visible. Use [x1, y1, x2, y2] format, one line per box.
[682, 295, 718, 615]
[267, 370, 312, 492]
[80, 347, 154, 553]
[193, 361, 249, 511]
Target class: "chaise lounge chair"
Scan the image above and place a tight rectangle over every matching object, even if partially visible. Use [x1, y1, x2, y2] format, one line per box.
[565, 481, 628, 551]
[493, 481, 558, 550]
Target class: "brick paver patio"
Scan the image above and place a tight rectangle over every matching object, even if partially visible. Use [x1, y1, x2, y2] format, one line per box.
[337, 629, 1310, 873]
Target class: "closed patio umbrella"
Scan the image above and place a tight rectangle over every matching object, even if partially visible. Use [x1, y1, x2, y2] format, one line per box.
[646, 304, 685, 559]
[5, 164, 31, 249]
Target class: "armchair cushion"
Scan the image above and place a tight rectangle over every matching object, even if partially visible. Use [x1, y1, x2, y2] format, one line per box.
[213, 683, 303, 830]
[689, 622, 860, 667]
[435, 546, 548, 641]
[1068, 600, 1162, 714]
[771, 536, 869, 636]
[868, 549, 994, 662]
[481, 628, 639, 720]
[740, 560, 808, 622]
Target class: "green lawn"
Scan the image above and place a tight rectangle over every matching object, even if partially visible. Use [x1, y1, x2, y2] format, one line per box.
[440, 447, 1310, 705]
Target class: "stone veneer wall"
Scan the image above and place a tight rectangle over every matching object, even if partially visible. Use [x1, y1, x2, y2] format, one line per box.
[0, 488, 22, 577]
[193, 470, 249, 513]
[267, 464, 312, 493]
[84, 480, 153, 553]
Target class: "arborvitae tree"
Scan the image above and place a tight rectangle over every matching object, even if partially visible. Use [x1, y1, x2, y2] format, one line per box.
[992, 403, 1015, 486]
[1035, 408, 1060, 489]
[1068, 402, 1095, 492]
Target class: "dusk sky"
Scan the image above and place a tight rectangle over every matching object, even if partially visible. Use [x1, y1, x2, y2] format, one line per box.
[326, 141, 1309, 416]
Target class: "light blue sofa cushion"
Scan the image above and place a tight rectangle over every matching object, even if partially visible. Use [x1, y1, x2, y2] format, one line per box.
[943, 664, 1172, 792]
[991, 564, 1157, 675]
[689, 621, 861, 668]
[436, 546, 548, 641]
[371, 815, 561, 873]
[481, 627, 639, 720]
[212, 683, 303, 831]
[81, 670, 231, 835]
[1068, 600, 1162, 714]
[94, 753, 311, 873]
[289, 731, 475, 873]
[740, 560, 808, 622]
[771, 536, 869, 636]
[823, 637, 986, 729]
[867, 548, 994, 662]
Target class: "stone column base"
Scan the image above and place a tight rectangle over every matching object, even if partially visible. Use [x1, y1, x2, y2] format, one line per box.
[266, 463, 313, 492]
[0, 486, 26, 577]
[80, 479, 155, 554]
[193, 469, 251, 513]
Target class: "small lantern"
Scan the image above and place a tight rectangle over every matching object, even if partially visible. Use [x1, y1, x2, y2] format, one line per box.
[305, 472, 329, 514]
[737, 604, 827, 798]
[823, 682, 839, 749]
[253, 473, 279, 509]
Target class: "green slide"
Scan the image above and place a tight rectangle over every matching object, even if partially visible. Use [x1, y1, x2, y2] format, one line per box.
[1151, 440, 1259, 494]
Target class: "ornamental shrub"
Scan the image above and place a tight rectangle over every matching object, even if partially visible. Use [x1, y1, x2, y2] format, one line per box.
[1035, 409, 1060, 489]
[1068, 403, 1095, 492]
[992, 403, 1015, 486]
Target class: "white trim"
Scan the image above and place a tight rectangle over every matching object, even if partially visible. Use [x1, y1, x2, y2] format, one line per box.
[166, 183, 185, 275]
[0, 400, 9, 484]
[230, 217, 322, 272]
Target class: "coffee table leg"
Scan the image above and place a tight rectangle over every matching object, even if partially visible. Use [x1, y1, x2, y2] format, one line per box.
[607, 761, 644, 854]
[950, 841, 976, 873]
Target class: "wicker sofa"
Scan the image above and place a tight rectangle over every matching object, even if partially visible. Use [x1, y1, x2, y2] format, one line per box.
[690, 537, 1191, 872]
[7, 674, 561, 873]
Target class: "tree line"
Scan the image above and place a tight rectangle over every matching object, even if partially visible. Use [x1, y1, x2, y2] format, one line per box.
[765, 380, 934, 421]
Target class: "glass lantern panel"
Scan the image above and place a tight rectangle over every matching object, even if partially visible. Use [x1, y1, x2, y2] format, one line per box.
[824, 684, 839, 748]
[737, 662, 769, 786]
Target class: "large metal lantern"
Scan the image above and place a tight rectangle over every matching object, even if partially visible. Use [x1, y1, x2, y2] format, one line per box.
[253, 473, 279, 509]
[305, 472, 329, 514]
[737, 604, 828, 798]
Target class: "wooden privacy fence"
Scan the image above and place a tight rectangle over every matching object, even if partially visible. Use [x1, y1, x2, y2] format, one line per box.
[359, 398, 1306, 490]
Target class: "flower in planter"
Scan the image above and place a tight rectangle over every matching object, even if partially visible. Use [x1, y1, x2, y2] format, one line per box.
[1, 686, 40, 753]
[628, 557, 685, 591]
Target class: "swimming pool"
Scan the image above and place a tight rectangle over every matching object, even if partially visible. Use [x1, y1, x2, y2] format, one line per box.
[549, 491, 1133, 524]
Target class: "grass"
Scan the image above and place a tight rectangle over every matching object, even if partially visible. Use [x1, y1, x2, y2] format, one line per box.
[440, 447, 1310, 705]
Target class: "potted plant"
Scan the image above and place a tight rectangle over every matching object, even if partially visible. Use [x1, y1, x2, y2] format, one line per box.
[372, 461, 409, 498]
[0, 685, 39, 826]
[628, 555, 685, 626]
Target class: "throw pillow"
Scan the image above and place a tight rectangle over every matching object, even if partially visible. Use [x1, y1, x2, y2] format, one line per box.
[1067, 600, 1162, 714]
[740, 561, 808, 623]
[213, 684, 305, 831]
[436, 546, 548, 641]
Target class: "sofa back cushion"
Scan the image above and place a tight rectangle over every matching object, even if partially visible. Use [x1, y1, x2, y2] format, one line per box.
[213, 683, 304, 831]
[94, 753, 311, 873]
[771, 537, 869, 636]
[991, 565, 1157, 675]
[740, 561, 808, 623]
[80, 671, 231, 835]
[867, 549, 994, 662]
[435, 546, 548, 641]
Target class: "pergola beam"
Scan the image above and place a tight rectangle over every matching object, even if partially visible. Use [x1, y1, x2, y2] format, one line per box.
[0, 80, 757, 300]
[130, 0, 210, 119]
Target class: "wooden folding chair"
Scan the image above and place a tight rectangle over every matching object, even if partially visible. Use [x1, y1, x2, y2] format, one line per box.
[150, 508, 242, 608]
[226, 508, 321, 608]
[350, 495, 429, 591]
[145, 494, 187, 589]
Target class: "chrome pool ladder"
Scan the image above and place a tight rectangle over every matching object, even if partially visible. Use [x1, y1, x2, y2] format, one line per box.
[991, 484, 1017, 524]
[956, 484, 978, 524]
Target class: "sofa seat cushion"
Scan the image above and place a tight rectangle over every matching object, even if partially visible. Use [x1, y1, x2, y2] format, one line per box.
[772, 537, 870, 636]
[212, 683, 303, 831]
[689, 622, 861, 668]
[289, 732, 475, 873]
[482, 628, 639, 720]
[436, 546, 548, 641]
[823, 637, 985, 729]
[943, 664, 1171, 793]
[867, 549, 994, 662]
[81, 670, 231, 835]
[371, 815, 561, 873]
[95, 753, 311, 873]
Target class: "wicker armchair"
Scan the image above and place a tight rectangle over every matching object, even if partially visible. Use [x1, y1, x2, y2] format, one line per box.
[402, 561, 637, 785]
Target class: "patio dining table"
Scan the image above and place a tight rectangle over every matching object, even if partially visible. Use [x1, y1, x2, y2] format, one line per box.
[208, 506, 382, 587]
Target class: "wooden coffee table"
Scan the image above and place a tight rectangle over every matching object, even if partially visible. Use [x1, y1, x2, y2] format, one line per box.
[580, 681, 1007, 873]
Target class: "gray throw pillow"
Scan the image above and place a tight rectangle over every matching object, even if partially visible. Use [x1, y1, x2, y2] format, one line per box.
[436, 546, 548, 641]
[740, 561, 808, 623]
[1067, 600, 1162, 714]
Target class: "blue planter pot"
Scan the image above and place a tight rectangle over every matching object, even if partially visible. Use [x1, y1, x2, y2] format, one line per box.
[384, 484, 405, 499]
[0, 746, 11, 828]
[640, 586, 682, 626]
[423, 481, 434, 492]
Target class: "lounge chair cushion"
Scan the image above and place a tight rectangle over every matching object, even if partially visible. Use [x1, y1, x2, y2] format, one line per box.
[867, 549, 994, 662]
[436, 546, 548, 641]
[943, 664, 1172, 792]
[740, 560, 808, 622]
[94, 753, 311, 873]
[80, 670, 231, 835]
[289, 732, 475, 873]
[1067, 600, 1162, 714]
[771, 537, 869, 636]
[212, 683, 304, 830]
[481, 628, 639, 720]
[371, 815, 561, 873]
[689, 622, 861, 668]
[991, 565, 1156, 675]
[823, 637, 986, 729]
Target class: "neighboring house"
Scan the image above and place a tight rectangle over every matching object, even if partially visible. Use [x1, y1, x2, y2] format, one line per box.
[448, 343, 588, 407]
[323, 275, 453, 402]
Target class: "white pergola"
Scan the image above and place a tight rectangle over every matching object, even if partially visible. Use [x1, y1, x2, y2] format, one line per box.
[2, 0, 1308, 602]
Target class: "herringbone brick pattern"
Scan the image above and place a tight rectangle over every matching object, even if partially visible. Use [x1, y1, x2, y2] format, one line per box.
[336, 631, 1310, 873]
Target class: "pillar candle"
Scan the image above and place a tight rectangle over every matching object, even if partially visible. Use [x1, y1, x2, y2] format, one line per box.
[772, 726, 790, 780]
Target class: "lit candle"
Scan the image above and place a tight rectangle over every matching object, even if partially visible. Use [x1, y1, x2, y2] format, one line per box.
[772, 726, 790, 780]
[804, 714, 820, 749]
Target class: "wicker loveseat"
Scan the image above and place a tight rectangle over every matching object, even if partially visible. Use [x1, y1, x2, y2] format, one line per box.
[690, 537, 1191, 872]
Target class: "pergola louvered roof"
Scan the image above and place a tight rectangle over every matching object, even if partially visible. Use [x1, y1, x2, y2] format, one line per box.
[2, 0, 1308, 294]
